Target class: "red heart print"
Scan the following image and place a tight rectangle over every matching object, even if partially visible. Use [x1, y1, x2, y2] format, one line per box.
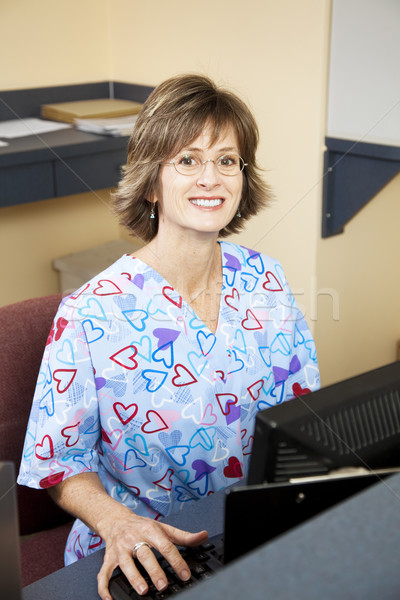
[55, 317, 69, 341]
[53, 369, 77, 393]
[241, 309, 263, 331]
[141, 410, 169, 434]
[242, 436, 254, 456]
[88, 534, 103, 549]
[93, 279, 123, 296]
[216, 393, 238, 416]
[101, 428, 112, 443]
[61, 421, 80, 447]
[39, 471, 65, 488]
[110, 345, 138, 370]
[69, 283, 90, 300]
[224, 288, 240, 311]
[47, 317, 69, 346]
[113, 402, 138, 425]
[201, 403, 218, 426]
[262, 271, 283, 292]
[35, 435, 54, 460]
[292, 382, 311, 397]
[102, 428, 124, 451]
[214, 370, 226, 383]
[153, 468, 174, 491]
[247, 379, 265, 401]
[172, 364, 197, 386]
[223, 456, 243, 479]
[162, 286, 182, 308]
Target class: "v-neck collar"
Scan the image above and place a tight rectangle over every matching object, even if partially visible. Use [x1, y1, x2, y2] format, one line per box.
[125, 241, 228, 336]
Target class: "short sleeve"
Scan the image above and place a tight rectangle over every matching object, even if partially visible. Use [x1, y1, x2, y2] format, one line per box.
[18, 300, 101, 490]
[272, 265, 320, 403]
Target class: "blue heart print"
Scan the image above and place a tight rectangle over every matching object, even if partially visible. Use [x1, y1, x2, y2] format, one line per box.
[175, 485, 198, 503]
[197, 330, 216, 356]
[131, 335, 152, 362]
[152, 341, 175, 369]
[240, 272, 259, 292]
[227, 349, 244, 374]
[189, 427, 216, 451]
[222, 266, 237, 287]
[141, 369, 168, 392]
[39, 389, 55, 417]
[82, 319, 104, 344]
[56, 339, 75, 365]
[187, 351, 208, 376]
[270, 332, 291, 355]
[246, 252, 264, 274]
[124, 448, 147, 471]
[122, 309, 149, 332]
[78, 297, 107, 321]
[165, 445, 191, 466]
[125, 434, 149, 456]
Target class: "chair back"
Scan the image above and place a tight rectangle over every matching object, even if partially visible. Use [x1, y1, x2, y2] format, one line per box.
[0, 294, 71, 535]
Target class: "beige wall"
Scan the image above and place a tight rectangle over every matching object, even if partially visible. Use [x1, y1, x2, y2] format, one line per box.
[1, 0, 398, 386]
[0, 0, 109, 89]
[315, 173, 400, 384]
[0, 190, 120, 306]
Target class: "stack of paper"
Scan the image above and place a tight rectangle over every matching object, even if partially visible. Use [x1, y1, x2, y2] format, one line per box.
[74, 114, 138, 137]
[41, 98, 143, 124]
[0, 118, 71, 139]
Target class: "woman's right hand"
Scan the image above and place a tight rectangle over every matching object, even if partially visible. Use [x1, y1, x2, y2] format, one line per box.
[97, 510, 208, 600]
[47, 472, 208, 600]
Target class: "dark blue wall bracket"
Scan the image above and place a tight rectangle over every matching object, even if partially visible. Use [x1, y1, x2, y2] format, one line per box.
[322, 137, 400, 237]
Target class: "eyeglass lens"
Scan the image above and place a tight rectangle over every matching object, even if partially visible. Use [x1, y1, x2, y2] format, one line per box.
[173, 153, 244, 176]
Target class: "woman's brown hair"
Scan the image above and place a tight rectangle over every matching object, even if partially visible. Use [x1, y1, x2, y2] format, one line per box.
[112, 74, 271, 242]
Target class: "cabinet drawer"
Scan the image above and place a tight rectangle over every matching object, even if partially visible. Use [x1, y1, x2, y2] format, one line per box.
[0, 161, 55, 207]
[54, 149, 126, 197]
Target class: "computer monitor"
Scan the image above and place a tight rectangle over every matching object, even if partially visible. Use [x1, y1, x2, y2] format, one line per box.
[247, 361, 400, 485]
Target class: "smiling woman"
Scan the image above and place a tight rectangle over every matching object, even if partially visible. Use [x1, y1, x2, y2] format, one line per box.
[18, 74, 320, 600]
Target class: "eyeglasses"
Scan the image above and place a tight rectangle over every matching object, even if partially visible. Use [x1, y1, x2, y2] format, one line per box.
[163, 152, 247, 176]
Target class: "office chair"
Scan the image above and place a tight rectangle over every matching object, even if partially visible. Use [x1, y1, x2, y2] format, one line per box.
[0, 294, 73, 586]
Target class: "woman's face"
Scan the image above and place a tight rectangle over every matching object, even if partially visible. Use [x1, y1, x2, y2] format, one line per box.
[152, 124, 243, 242]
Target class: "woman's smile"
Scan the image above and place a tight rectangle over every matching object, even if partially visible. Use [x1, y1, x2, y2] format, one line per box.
[189, 197, 225, 208]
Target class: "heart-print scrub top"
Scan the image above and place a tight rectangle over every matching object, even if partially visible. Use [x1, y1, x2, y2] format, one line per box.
[18, 241, 320, 564]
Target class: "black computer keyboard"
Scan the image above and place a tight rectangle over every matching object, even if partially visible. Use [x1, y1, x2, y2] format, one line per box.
[109, 540, 224, 600]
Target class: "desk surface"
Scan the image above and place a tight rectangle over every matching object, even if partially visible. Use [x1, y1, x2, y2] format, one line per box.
[23, 474, 400, 600]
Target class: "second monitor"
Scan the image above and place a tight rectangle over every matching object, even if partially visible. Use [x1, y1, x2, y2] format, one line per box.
[248, 361, 400, 485]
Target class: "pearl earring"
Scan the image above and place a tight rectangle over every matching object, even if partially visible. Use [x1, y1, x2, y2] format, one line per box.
[150, 204, 156, 219]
